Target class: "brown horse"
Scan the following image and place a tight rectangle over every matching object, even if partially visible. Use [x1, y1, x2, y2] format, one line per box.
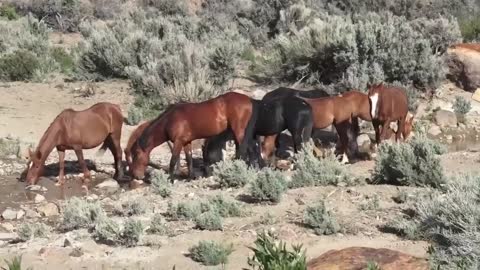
[130, 92, 256, 181]
[367, 83, 410, 144]
[25, 102, 124, 188]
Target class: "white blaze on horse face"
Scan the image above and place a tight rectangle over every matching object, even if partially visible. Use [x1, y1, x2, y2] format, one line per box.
[28, 162, 33, 169]
[369, 93, 379, 118]
[340, 153, 349, 164]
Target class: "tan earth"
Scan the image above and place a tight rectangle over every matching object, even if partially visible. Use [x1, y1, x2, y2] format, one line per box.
[0, 74, 479, 269]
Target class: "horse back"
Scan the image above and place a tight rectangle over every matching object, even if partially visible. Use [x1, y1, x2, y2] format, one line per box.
[380, 87, 408, 119]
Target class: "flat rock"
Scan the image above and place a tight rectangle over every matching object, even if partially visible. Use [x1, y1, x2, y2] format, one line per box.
[434, 110, 457, 127]
[472, 88, 480, 102]
[2, 209, 18, 220]
[95, 179, 119, 190]
[0, 223, 15, 232]
[16, 210, 25, 219]
[427, 125, 442, 137]
[25, 185, 48, 192]
[0, 233, 18, 241]
[37, 203, 59, 217]
[307, 247, 428, 270]
[34, 194, 46, 204]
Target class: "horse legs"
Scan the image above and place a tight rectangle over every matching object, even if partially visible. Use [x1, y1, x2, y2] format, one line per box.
[396, 117, 406, 142]
[262, 135, 277, 166]
[380, 119, 392, 142]
[55, 148, 66, 186]
[74, 149, 90, 188]
[105, 135, 124, 180]
[334, 123, 350, 164]
[184, 143, 194, 179]
[169, 140, 183, 183]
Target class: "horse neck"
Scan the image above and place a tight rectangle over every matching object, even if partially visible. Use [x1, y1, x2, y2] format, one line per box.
[36, 121, 62, 164]
[142, 120, 168, 154]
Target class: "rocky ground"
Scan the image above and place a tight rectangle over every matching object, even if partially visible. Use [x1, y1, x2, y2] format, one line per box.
[0, 78, 479, 269]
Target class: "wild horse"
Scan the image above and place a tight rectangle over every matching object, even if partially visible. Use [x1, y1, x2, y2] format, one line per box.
[25, 102, 124, 188]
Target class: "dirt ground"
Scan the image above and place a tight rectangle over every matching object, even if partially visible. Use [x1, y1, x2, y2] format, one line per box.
[0, 78, 479, 270]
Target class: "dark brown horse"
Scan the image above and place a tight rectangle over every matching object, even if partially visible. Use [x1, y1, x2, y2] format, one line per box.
[130, 92, 256, 181]
[367, 83, 411, 144]
[25, 102, 124, 188]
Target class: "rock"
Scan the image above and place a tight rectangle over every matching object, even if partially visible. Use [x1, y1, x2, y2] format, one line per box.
[25, 208, 41, 218]
[0, 169, 4, 176]
[2, 209, 18, 220]
[16, 210, 25, 220]
[69, 247, 84, 257]
[86, 194, 99, 202]
[34, 194, 45, 204]
[37, 203, 59, 217]
[447, 44, 480, 92]
[1, 223, 15, 232]
[64, 238, 73, 247]
[473, 88, 480, 102]
[445, 135, 453, 142]
[95, 179, 119, 190]
[186, 192, 195, 198]
[307, 247, 428, 270]
[434, 110, 457, 127]
[0, 233, 18, 241]
[252, 89, 267, 99]
[25, 185, 47, 192]
[427, 125, 442, 137]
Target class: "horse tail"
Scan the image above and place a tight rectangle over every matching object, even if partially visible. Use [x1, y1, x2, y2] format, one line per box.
[95, 142, 109, 157]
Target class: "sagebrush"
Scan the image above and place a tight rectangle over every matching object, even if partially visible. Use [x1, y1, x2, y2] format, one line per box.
[17, 222, 50, 242]
[150, 169, 172, 198]
[213, 159, 255, 188]
[249, 168, 287, 203]
[303, 201, 340, 235]
[189, 240, 233, 266]
[62, 197, 106, 230]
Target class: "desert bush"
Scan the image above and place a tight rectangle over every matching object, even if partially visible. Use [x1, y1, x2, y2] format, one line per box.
[166, 201, 202, 221]
[122, 218, 144, 247]
[62, 197, 106, 230]
[140, 0, 188, 15]
[0, 138, 21, 158]
[359, 195, 381, 211]
[194, 210, 223, 231]
[167, 195, 243, 222]
[303, 201, 340, 235]
[150, 169, 172, 198]
[372, 135, 446, 188]
[1, 256, 32, 270]
[0, 50, 39, 81]
[249, 168, 287, 203]
[50, 47, 75, 74]
[213, 159, 256, 188]
[459, 14, 480, 41]
[116, 197, 149, 216]
[0, 4, 19, 20]
[17, 222, 50, 242]
[125, 106, 144, 126]
[290, 142, 354, 188]
[94, 216, 144, 247]
[453, 96, 472, 116]
[189, 240, 233, 266]
[391, 174, 480, 269]
[148, 213, 168, 235]
[247, 231, 307, 270]
[204, 195, 243, 218]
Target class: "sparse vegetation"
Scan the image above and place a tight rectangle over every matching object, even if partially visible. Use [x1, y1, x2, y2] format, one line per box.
[1, 256, 32, 270]
[453, 96, 472, 122]
[194, 210, 223, 231]
[150, 169, 172, 198]
[17, 222, 50, 242]
[249, 168, 287, 203]
[116, 197, 149, 216]
[247, 231, 307, 270]
[359, 195, 381, 211]
[290, 142, 354, 188]
[148, 213, 168, 235]
[303, 201, 340, 235]
[213, 159, 255, 188]
[122, 219, 144, 247]
[189, 240, 233, 266]
[0, 137, 21, 158]
[166, 201, 201, 221]
[93, 216, 144, 247]
[126, 106, 144, 126]
[372, 135, 446, 188]
[62, 197, 106, 230]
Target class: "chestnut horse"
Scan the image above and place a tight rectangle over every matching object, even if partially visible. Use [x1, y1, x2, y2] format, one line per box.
[368, 83, 412, 144]
[130, 92, 257, 182]
[25, 102, 124, 187]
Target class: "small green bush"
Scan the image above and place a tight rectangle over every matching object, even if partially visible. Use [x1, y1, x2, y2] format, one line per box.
[50, 47, 74, 74]
[150, 169, 172, 198]
[167, 195, 243, 222]
[1, 256, 32, 270]
[0, 50, 40, 81]
[359, 195, 380, 211]
[453, 96, 472, 116]
[17, 222, 50, 242]
[290, 142, 353, 188]
[93, 216, 122, 245]
[303, 201, 340, 235]
[148, 213, 168, 235]
[117, 198, 149, 216]
[213, 159, 256, 188]
[122, 218, 144, 247]
[62, 197, 106, 230]
[0, 137, 21, 158]
[249, 168, 287, 203]
[126, 106, 144, 126]
[166, 201, 201, 221]
[459, 14, 480, 42]
[206, 195, 243, 218]
[195, 210, 223, 231]
[189, 240, 233, 266]
[372, 135, 446, 188]
[0, 4, 18, 20]
[247, 231, 307, 270]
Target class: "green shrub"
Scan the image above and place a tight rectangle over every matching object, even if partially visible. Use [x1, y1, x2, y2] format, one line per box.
[359, 195, 380, 211]
[249, 168, 287, 203]
[189, 240, 233, 266]
[290, 142, 353, 188]
[372, 135, 446, 188]
[459, 14, 480, 42]
[126, 106, 144, 126]
[117, 198, 149, 216]
[150, 169, 172, 198]
[142, 0, 188, 15]
[304, 201, 340, 235]
[166, 201, 201, 221]
[17, 222, 50, 242]
[213, 159, 255, 188]
[122, 218, 144, 247]
[148, 213, 168, 235]
[0, 50, 40, 81]
[50, 47, 75, 74]
[366, 261, 381, 270]
[453, 96, 472, 116]
[195, 210, 223, 231]
[93, 216, 122, 245]
[247, 231, 307, 270]
[1, 256, 32, 270]
[206, 195, 243, 218]
[167, 195, 243, 222]
[391, 174, 480, 269]
[62, 197, 106, 230]
[0, 138, 21, 158]
[0, 4, 18, 20]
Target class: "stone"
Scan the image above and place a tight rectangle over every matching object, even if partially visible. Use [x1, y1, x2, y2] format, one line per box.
[69, 247, 84, 257]
[37, 203, 59, 217]
[25, 185, 47, 192]
[2, 209, 18, 220]
[473, 88, 480, 102]
[427, 125, 442, 137]
[16, 210, 25, 219]
[187, 192, 195, 198]
[307, 247, 428, 270]
[447, 44, 480, 92]
[445, 135, 453, 142]
[434, 110, 457, 127]
[25, 208, 41, 218]
[95, 179, 119, 190]
[1, 223, 15, 232]
[0, 233, 18, 241]
[86, 194, 99, 202]
[252, 89, 267, 99]
[34, 194, 45, 204]
[64, 238, 73, 247]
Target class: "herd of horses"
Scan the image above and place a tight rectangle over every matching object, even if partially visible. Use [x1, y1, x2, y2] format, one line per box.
[23, 82, 414, 188]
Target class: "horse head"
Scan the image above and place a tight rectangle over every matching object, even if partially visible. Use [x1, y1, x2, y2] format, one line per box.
[25, 148, 43, 185]
[367, 82, 384, 119]
[404, 112, 415, 140]
[130, 142, 149, 180]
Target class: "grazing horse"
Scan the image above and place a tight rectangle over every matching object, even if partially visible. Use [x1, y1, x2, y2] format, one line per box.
[25, 102, 124, 187]
[367, 83, 410, 144]
[129, 92, 257, 182]
[262, 87, 331, 101]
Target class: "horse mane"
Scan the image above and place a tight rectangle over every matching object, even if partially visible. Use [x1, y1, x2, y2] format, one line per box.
[137, 103, 183, 150]
[35, 110, 70, 154]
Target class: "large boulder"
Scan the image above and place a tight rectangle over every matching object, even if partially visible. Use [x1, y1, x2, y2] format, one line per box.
[447, 43, 480, 92]
[434, 110, 457, 127]
[307, 247, 428, 270]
